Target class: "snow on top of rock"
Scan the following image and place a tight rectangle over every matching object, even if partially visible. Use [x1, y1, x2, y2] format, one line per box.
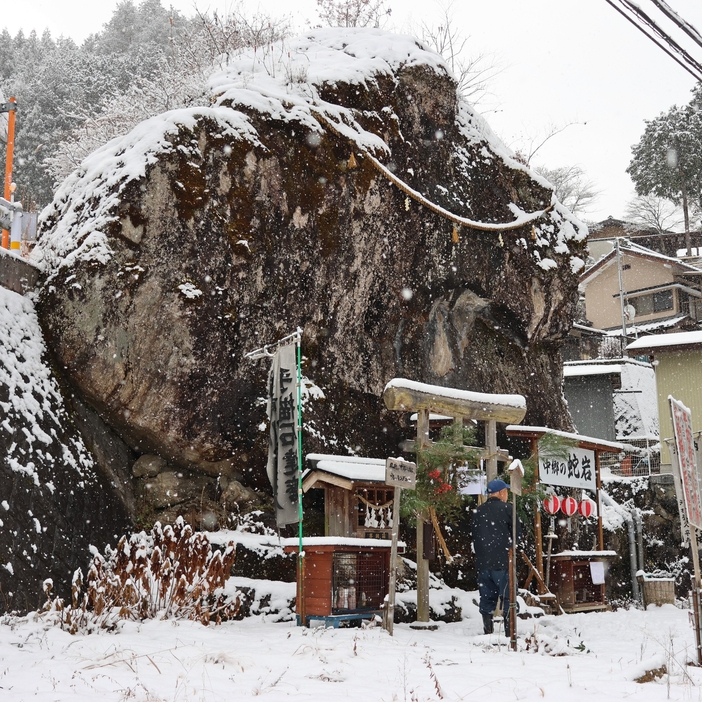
[33, 107, 260, 276]
[34, 27, 585, 275]
[210, 27, 448, 113]
[209, 28, 456, 160]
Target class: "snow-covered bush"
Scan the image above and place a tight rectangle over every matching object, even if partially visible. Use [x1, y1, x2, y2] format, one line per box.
[42, 517, 239, 632]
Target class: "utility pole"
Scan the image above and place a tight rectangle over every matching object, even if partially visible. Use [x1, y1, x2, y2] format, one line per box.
[616, 238, 628, 350]
[1, 97, 18, 250]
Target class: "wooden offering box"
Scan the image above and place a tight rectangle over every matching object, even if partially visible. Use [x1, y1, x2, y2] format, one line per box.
[549, 551, 617, 613]
[283, 537, 403, 626]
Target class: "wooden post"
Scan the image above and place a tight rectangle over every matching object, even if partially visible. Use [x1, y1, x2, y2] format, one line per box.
[508, 548, 516, 650]
[297, 553, 306, 627]
[416, 514, 430, 622]
[595, 450, 604, 551]
[486, 419, 498, 483]
[670, 443, 702, 666]
[531, 438, 544, 588]
[689, 527, 702, 666]
[452, 416, 463, 444]
[384, 486, 402, 635]
[417, 408, 430, 449]
[415, 409, 431, 623]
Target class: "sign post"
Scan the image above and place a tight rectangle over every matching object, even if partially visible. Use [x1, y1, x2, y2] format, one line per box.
[508, 459, 523, 650]
[384, 457, 416, 635]
[669, 396, 702, 665]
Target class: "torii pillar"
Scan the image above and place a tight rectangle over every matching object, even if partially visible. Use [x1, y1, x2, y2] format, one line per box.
[383, 378, 527, 624]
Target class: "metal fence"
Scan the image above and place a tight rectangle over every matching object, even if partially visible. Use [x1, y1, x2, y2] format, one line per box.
[600, 443, 661, 477]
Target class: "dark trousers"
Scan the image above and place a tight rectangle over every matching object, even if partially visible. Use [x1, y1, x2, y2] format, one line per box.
[477, 569, 509, 619]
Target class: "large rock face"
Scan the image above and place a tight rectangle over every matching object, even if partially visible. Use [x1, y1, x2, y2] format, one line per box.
[34, 29, 587, 493]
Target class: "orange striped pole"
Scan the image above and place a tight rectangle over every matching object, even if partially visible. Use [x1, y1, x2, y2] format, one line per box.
[2, 97, 17, 250]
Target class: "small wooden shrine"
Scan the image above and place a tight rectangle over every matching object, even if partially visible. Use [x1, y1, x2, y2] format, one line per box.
[284, 454, 403, 627]
[506, 425, 626, 613]
[548, 550, 618, 613]
[303, 454, 395, 539]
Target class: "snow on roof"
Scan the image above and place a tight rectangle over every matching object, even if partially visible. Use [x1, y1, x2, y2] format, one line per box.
[505, 425, 630, 452]
[306, 453, 387, 482]
[605, 313, 690, 336]
[572, 322, 607, 335]
[629, 315, 691, 334]
[281, 536, 398, 548]
[552, 550, 618, 558]
[628, 330, 702, 351]
[581, 240, 700, 284]
[385, 377, 526, 410]
[625, 240, 700, 268]
[563, 364, 622, 378]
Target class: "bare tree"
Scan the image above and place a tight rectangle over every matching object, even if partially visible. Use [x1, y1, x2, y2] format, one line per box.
[625, 194, 686, 234]
[316, 0, 392, 28]
[418, 1, 500, 104]
[534, 164, 599, 217]
[191, 7, 290, 68]
[512, 121, 583, 167]
[44, 6, 291, 184]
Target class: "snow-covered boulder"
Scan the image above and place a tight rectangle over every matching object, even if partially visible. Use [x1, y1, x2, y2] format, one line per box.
[33, 28, 587, 494]
[0, 286, 130, 611]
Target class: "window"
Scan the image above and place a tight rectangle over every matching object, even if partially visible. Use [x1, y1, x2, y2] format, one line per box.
[632, 295, 653, 316]
[653, 289, 673, 312]
[632, 289, 674, 317]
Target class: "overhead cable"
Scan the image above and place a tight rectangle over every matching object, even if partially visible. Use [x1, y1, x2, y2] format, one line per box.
[604, 0, 702, 83]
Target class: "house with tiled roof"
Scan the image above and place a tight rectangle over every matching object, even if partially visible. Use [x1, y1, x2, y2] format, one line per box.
[579, 240, 702, 336]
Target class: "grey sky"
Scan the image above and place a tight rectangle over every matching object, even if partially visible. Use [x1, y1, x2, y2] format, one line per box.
[3, 0, 702, 224]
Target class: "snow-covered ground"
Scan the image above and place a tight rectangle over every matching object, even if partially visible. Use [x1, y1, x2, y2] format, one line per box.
[1, 600, 698, 701]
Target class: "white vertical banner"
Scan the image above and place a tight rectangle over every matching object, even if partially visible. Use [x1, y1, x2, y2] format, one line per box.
[670, 396, 702, 531]
[266, 343, 299, 527]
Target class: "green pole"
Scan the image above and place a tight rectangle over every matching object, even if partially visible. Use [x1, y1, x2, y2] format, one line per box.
[295, 333, 305, 625]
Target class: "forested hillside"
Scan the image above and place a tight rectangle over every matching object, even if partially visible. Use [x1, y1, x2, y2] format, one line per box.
[0, 0, 286, 209]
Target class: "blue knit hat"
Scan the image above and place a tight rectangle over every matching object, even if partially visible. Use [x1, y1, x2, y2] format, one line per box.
[486, 479, 509, 494]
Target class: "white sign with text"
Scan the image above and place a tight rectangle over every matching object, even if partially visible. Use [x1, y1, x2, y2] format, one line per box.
[539, 446, 596, 492]
[385, 458, 417, 490]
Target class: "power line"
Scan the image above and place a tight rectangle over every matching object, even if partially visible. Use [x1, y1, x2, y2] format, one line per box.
[650, 0, 702, 52]
[604, 0, 702, 83]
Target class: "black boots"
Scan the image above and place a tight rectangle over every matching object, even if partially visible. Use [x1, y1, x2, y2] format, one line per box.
[482, 613, 494, 634]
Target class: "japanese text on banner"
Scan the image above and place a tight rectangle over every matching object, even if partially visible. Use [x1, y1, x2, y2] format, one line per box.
[266, 344, 299, 527]
[538, 446, 596, 492]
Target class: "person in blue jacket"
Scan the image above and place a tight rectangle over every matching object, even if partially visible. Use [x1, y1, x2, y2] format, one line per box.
[472, 478, 521, 635]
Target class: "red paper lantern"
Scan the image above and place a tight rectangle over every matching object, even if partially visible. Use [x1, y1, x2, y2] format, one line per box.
[562, 496, 578, 517]
[579, 499, 595, 518]
[543, 495, 561, 515]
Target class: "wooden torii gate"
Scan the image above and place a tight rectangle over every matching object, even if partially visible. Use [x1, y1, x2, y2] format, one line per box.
[383, 378, 527, 624]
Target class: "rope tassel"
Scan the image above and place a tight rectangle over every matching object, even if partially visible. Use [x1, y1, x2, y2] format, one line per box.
[348, 152, 358, 169]
[452, 224, 460, 243]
